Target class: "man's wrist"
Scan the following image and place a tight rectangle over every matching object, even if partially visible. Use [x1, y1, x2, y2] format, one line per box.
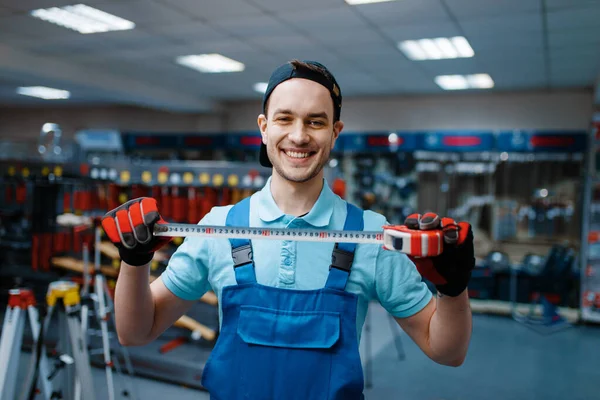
[118, 248, 154, 267]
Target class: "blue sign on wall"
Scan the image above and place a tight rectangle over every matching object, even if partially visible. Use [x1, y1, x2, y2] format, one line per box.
[421, 131, 495, 152]
[226, 132, 263, 149]
[496, 131, 587, 153]
[337, 132, 419, 152]
[120, 130, 588, 154]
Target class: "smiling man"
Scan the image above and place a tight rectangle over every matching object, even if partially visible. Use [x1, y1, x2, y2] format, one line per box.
[102, 60, 475, 400]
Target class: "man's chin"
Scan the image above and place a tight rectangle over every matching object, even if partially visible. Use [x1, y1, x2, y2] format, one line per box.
[275, 166, 320, 184]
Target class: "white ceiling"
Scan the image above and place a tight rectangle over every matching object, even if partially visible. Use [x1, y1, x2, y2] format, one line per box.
[0, 0, 599, 112]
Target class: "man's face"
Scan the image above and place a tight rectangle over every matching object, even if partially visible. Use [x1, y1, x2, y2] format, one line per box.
[257, 78, 343, 184]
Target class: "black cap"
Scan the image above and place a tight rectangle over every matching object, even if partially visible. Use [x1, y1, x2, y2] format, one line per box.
[259, 60, 342, 168]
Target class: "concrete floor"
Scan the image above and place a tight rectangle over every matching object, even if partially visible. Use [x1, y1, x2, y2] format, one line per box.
[13, 302, 600, 400]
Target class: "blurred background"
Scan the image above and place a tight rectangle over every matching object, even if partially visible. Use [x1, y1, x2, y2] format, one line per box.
[0, 0, 599, 399]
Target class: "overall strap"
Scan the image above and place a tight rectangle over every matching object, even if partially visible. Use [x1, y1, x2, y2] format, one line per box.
[325, 203, 364, 291]
[225, 196, 257, 284]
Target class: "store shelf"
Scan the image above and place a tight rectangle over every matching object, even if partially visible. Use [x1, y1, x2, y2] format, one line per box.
[470, 299, 580, 323]
[0, 158, 271, 188]
[579, 112, 600, 322]
[582, 308, 600, 323]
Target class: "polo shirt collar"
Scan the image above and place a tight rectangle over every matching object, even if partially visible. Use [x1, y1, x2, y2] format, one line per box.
[257, 177, 335, 227]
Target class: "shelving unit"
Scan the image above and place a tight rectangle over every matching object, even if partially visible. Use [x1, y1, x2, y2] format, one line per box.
[580, 113, 600, 323]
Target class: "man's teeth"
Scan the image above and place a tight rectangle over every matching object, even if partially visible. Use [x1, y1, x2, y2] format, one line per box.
[285, 151, 311, 159]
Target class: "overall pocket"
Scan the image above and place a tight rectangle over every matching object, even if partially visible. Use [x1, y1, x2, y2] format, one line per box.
[236, 305, 341, 400]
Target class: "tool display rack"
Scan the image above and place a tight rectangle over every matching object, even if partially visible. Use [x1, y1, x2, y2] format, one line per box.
[0, 156, 271, 189]
[580, 113, 600, 323]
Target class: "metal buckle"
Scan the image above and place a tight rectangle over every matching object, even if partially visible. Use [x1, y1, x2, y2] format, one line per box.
[232, 244, 253, 268]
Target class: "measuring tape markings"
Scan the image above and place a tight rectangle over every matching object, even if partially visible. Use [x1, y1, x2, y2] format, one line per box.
[152, 223, 441, 256]
[154, 224, 384, 242]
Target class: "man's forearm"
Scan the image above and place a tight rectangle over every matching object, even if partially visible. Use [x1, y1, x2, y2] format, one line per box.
[428, 289, 472, 366]
[114, 262, 155, 346]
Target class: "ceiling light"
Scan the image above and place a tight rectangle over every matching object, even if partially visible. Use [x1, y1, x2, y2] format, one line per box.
[253, 82, 268, 93]
[398, 36, 474, 60]
[435, 74, 494, 90]
[30, 4, 135, 34]
[467, 74, 494, 89]
[451, 36, 475, 58]
[435, 75, 469, 90]
[345, 0, 397, 4]
[176, 54, 245, 73]
[17, 86, 71, 100]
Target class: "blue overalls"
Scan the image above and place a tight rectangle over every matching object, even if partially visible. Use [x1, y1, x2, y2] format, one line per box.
[201, 197, 365, 400]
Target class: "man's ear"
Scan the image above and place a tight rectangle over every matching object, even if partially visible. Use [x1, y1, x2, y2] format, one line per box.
[331, 120, 344, 149]
[257, 114, 268, 144]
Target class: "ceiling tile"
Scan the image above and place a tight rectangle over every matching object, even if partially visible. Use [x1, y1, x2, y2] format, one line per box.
[142, 21, 227, 44]
[159, 0, 264, 20]
[476, 53, 546, 82]
[484, 66, 546, 84]
[419, 58, 486, 76]
[550, 65, 598, 86]
[380, 22, 462, 42]
[94, 0, 194, 26]
[353, 0, 450, 25]
[550, 45, 600, 62]
[546, 5, 600, 29]
[467, 31, 544, 52]
[335, 73, 390, 96]
[0, 6, 15, 15]
[548, 29, 600, 48]
[0, 14, 80, 39]
[459, 14, 542, 37]
[247, 34, 316, 52]
[477, 51, 545, 69]
[277, 6, 369, 32]
[312, 27, 384, 47]
[0, 0, 113, 12]
[210, 14, 290, 38]
[334, 41, 408, 67]
[444, 0, 540, 18]
[24, 36, 115, 57]
[545, 0, 600, 10]
[250, 0, 342, 13]
[75, 37, 257, 64]
[376, 71, 441, 93]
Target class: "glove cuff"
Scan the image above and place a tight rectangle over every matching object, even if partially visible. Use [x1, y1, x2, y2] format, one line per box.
[436, 270, 472, 297]
[118, 247, 154, 267]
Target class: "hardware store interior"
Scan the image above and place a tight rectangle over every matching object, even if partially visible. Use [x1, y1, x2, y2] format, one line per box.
[1, 0, 600, 399]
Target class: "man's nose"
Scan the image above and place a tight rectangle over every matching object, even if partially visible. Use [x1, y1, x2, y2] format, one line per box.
[288, 121, 310, 144]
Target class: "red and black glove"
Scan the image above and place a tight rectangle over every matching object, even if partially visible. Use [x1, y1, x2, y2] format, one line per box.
[405, 212, 475, 297]
[101, 197, 171, 266]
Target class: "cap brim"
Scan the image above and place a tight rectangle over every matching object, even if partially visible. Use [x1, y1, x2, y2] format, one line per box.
[259, 143, 272, 168]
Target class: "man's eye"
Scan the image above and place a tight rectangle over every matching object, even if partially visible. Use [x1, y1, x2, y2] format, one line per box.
[276, 117, 291, 122]
[309, 120, 324, 127]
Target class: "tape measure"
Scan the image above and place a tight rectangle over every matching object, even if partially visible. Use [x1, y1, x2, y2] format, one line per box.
[153, 223, 444, 257]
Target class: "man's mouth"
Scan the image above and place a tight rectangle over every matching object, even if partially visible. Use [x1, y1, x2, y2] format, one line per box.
[283, 150, 316, 159]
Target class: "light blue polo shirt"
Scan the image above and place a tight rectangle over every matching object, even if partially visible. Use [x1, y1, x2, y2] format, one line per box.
[161, 177, 432, 340]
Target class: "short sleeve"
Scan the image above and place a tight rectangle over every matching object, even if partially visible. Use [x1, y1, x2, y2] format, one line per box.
[160, 212, 217, 301]
[374, 244, 433, 318]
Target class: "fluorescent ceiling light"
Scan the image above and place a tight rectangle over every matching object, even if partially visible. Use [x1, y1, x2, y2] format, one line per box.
[345, 0, 397, 4]
[398, 36, 474, 60]
[176, 54, 245, 73]
[467, 74, 494, 89]
[17, 86, 71, 100]
[30, 4, 135, 34]
[435, 74, 494, 90]
[253, 82, 268, 93]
